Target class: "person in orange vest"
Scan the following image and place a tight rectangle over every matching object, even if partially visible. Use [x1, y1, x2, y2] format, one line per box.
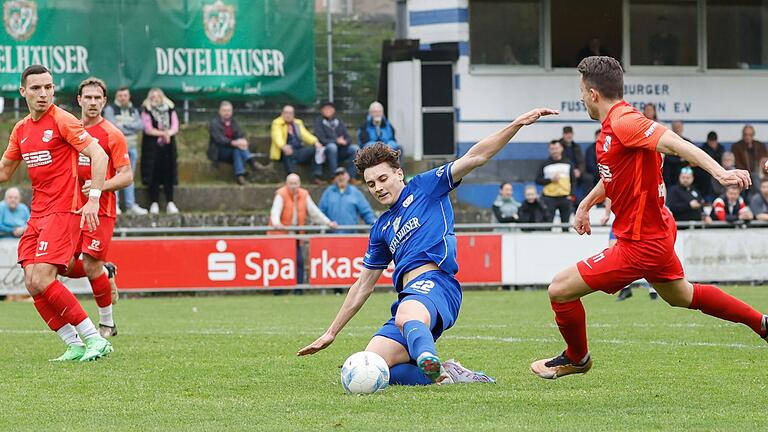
[270, 173, 336, 290]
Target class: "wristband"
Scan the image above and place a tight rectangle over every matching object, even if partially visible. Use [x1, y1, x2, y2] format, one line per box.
[89, 189, 102, 199]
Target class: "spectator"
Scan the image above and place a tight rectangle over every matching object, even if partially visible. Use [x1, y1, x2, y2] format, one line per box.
[535, 140, 574, 222]
[750, 178, 768, 221]
[518, 185, 551, 225]
[103, 87, 148, 215]
[319, 167, 376, 233]
[359, 101, 399, 152]
[712, 185, 753, 222]
[271, 105, 324, 184]
[732, 125, 767, 174]
[560, 126, 591, 202]
[666, 167, 710, 222]
[141, 87, 179, 215]
[270, 174, 336, 287]
[584, 129, 600, 189]
[712, 151, 736, 198]
[313, 101, 359, 180]
[577, 37, 610, 64]
[642, 103, 657, 121]
[0, 187, 29, 237]
[693, 131, 724, 202]
[208, 101, 260, 185]
[663, 121, 689, 187]
[492, 182, 520, 223]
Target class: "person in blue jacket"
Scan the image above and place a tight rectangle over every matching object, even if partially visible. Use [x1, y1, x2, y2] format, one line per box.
[319, 167, 376, 233]
[358, 101, 400, 152]
[0, 187, 30, 237]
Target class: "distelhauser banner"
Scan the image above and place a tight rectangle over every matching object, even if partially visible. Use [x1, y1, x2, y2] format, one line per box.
[0, 0, 316, 102]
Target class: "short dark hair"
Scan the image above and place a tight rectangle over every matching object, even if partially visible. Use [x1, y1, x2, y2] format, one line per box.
[707, 131, 718, 141]
[577, 56, 624, 100]
[77, 77, 107, 97]
[21, 64, 52, 87]
[354, 142, 400, 174]
[499, 182, 512, 190]
[549, 139, 562, 147]
[116, 86, 130, 93]
[563, 126, 573, 134]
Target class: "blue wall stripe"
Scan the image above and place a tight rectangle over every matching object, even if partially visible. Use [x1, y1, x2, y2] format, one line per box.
[410, 8, 468, 26]
[458, 41, 469, 56]
[419, 43, 432, 51]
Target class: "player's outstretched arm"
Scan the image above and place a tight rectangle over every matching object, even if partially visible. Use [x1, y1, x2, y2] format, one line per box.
[573, 179, 606, 235]
[297, 267, 384, 356]
[0, 157, 21, 182]
[450, 108, 559, 182]
[76, 141, 109, 231]
[656, 130, 751, 189]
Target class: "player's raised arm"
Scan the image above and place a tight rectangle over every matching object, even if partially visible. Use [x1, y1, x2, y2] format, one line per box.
[656, 130, 752, 189]
[450, 108, 559, 182]
[76, 141, 109, 231]
[297, 267, 384, 356]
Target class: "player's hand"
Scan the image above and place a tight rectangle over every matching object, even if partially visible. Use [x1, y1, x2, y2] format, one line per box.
[715, 169, 751, 189]
[81, 179, 92, 195]
[573, 207, 592, 235]
[327, 221, 338, 230]
[297, 331, 335, 356]
[75, 198, 100, 231]
[689, 200, 701, 209]
[513, 108, 559, 126]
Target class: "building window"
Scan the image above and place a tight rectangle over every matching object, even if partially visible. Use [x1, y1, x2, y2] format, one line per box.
[629, 0, 698, 66]
[469, 0, 542, 66]
[708, 0, 768, 69]
[551, 0, 623, 67]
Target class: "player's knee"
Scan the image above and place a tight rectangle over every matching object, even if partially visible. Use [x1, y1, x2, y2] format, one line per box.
[82, 258, 104, 279]
[28, 272, 53, 295]
[547, 274, 570, 303]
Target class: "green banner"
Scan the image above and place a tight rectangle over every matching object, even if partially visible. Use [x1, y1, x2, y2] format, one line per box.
[0, 0, 316, 102]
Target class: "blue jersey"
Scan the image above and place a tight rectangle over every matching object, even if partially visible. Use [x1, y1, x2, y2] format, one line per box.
[362, 162, 460, 291]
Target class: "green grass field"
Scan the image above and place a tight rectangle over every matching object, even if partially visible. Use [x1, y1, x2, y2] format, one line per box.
[1, 287, 767, 431]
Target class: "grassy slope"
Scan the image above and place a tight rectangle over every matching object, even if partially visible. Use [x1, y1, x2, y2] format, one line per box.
[0, 288, 766, 431]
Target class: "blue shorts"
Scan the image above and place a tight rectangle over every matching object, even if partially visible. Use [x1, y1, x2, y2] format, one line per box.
[373, 270, 462, 348]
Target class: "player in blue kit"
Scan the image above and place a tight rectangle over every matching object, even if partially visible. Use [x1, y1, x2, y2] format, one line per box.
[298, 107, 558, 385]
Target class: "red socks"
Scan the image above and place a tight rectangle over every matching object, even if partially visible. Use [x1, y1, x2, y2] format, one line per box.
[64, 259, 87, 278]
[33, 293, 67, 331]
[551, 299, 589, 363]
[689, 283, 765, 337]
[90, 272, 112, 308]
[39, 280, 88, 326]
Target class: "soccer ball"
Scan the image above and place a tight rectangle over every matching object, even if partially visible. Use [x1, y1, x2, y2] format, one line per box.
[340, 351, 390, 395]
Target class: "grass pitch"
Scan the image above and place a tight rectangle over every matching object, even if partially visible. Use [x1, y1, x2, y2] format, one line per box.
[1, 287, 766, 431]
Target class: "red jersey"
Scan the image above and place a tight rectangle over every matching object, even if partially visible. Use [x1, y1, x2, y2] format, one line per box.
[4, 104, 93, 216]
[596, 101, 673, 240]
[77, 119, 130, 218]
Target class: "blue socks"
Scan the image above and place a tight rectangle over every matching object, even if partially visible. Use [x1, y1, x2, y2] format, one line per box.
[403, 320, 437, 361]
[389, 363, 433, 385]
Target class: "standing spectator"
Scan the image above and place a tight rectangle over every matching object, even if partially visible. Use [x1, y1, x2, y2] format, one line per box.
[642, 103, 657, 121]
[662, 121, 689, 187]
[712, 151, 737, 198]
[665, 167, 710, 222]
[270, 174, 336, 288]
[749, 178, 768, 221]
[141, 88, 179, 215]
[584, 129, 600, 189]
[560, 126, 591, 201]
[103, 87, 148, 215]
[313, 101, 359, 180]
[359, 101, 399, 152]
[319, 167, 376, 233]
[270, 105, 324, 184]
[732, 125, 767, 174]
[693, 131, 724, 201]
[518, 185, 551, 224]
[535, 140, 574, 222]
[576, 37, 610, 64]
[712, 186, 754, 222]
[0, 187, 30, 237]
[492, 182, 520, 223]
[208, 101, 259, 185]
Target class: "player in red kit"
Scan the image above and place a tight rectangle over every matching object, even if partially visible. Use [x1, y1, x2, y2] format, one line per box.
[60, 77, 133, 338]
[531, 56, 763, 379]
[0, 65, 114, 362]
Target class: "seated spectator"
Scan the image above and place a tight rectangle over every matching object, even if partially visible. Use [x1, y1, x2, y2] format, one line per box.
[141, 87, 179, 215]
[492, 182, 520, 223]
[208, 101, 261, 185]
[359, 101, 399, 152]
[712, 151, 736, 198]
[693, 131, 723, 202]
[319, 167, 376, 234]
[732, 124, 767, 174]
[750, 178, 768, 221]
[271, 105, 324, 184]
[584, 129, 600, 189]
[0, 187, 29, 237]
[518, 185, 551, 224]
[313, 101, 359, 180]
[663, 121, 690, 187]
[713, 185, 753, 222]
[666, 167, 710, 223]
[535, 140, 574, 222]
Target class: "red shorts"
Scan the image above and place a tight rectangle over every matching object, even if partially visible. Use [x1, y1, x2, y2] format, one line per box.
[18, 212, 81, 270]
[76, 216, 116, 261]
[577, 223, 685, 294]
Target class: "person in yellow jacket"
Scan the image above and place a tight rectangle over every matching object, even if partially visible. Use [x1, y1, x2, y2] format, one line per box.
[271, 105, 325, 183]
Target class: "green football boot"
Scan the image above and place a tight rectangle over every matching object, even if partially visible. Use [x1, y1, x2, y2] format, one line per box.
[50, 344, 86, 362]
[79, 335, 114, 362]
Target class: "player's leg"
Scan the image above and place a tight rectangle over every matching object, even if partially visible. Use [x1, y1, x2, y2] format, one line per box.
[393, 299, 446, 381]
[652, 278, 766, 339]
[365, 335, 433, 386]
[82, 253, 117, 337]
